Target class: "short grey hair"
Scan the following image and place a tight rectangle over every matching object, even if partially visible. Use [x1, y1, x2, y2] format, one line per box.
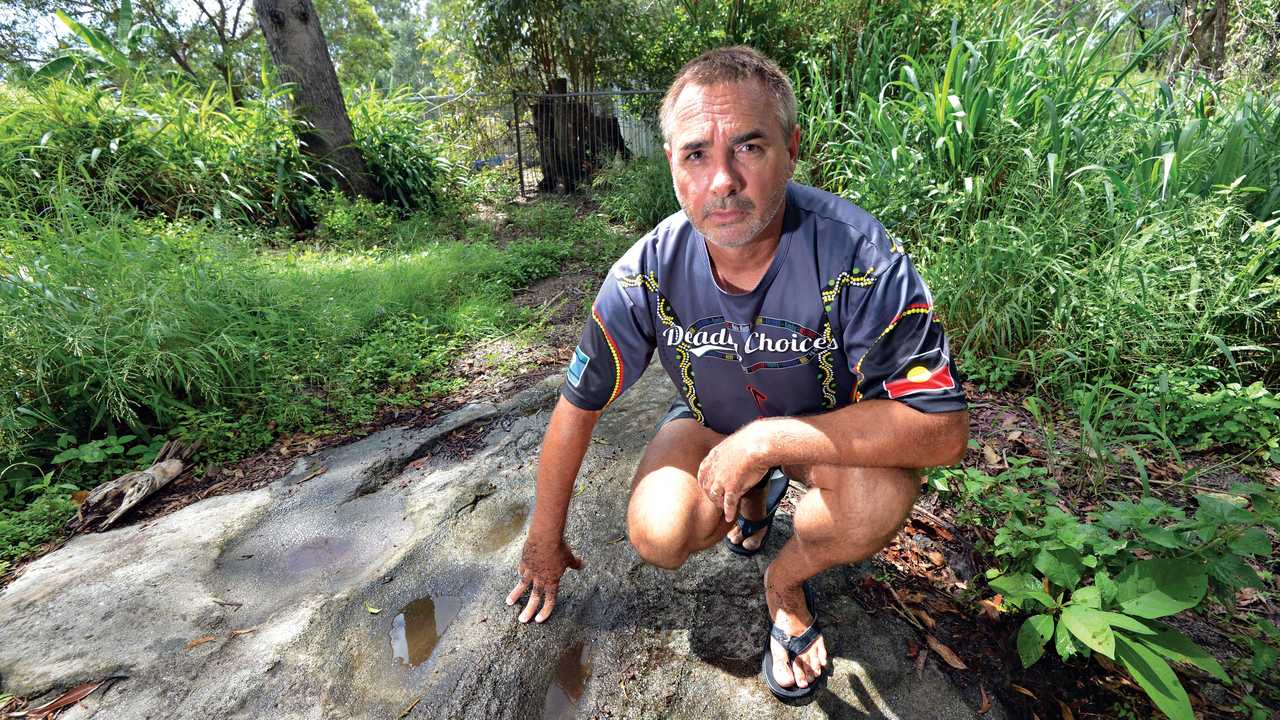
[658, 46, 797, 143]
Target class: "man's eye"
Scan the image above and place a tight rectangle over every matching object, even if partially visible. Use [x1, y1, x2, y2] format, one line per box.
[739, 143, 759, 154]
[685, 150, 703, 162]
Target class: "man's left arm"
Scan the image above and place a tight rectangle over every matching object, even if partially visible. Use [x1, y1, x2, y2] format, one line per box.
[746, 399, 968, 469]
[698, 401, 967, 522]
[701, 244, 970, 521]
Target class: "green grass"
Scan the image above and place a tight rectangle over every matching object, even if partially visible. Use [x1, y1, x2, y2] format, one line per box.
[0, 188, 628, 563]
[796, 1, 1280, 400]
[0, 78, 451, 226]
[592, 156, 679, 230]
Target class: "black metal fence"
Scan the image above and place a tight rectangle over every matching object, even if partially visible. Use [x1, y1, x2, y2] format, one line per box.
[512, 87, 663, 196]
[414, 86, 662, 197]
[413, 91, 517, 170]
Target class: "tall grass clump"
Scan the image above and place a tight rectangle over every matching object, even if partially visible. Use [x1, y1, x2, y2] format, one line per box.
[348, 88, 452, 212]
[0, 190, 631, 561]
[0, 79, 453, 226]
[592, 156, 679, 230]
[798, 1, 1280, 394]
[0, 79, 315, 224]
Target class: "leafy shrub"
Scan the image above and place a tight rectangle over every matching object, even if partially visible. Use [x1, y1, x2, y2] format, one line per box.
[0, 490, 75, 563]
[1129, 366, 1280, 461]
[592, 156, 679, 230]
[308, 189, 398, 249]
[933, 461, 1279, 720]
[799, 3, 1280, 395]
[328, 313, 465, 422]
[490, 237, 576, 288]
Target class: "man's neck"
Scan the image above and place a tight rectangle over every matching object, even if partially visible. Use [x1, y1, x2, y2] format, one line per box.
[705, 199, 787, 294]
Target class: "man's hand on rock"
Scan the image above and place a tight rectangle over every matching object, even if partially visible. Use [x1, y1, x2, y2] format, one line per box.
[697, 425, 771, 522]
[506, 535, 583, 623]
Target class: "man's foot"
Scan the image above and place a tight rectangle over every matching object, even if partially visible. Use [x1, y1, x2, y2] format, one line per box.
[763, 565, 828, 690]
[725, 483, 768, 552]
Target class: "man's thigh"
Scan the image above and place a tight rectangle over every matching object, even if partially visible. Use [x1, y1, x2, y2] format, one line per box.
[627, 417, 732, 552]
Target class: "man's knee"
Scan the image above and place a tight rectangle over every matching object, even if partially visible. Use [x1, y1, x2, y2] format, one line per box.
[792, 466, 919, 548]
[627, 507, 696, 569]
[627, 529, 689, 570]
[626, 467, 712, 570]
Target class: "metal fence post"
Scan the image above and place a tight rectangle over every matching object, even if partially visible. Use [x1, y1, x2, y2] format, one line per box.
[512, 91, 525, 198]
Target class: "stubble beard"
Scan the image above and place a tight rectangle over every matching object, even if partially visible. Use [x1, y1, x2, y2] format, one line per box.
[675, 180, 788, 250]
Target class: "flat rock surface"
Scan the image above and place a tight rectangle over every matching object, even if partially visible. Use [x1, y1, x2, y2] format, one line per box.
[0, 367, 1001, 719]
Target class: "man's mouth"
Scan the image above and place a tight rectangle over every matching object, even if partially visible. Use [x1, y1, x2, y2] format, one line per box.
[707, 209, 746, 222]
[705, 200, 753, 222]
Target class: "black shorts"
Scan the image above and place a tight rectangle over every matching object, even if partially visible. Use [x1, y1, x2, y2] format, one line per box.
[654, 397, 697, 432]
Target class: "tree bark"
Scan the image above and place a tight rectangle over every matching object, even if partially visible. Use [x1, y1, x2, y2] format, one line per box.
[254, 0, 382, 200]
[1176, 0, 1232, 80]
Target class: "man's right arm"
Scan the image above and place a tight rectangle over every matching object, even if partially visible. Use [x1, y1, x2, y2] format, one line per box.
[508, 241, 656, 623]
[505, 395, 601, 623]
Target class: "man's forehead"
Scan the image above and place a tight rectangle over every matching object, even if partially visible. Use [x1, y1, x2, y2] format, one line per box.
[668, 79, 780, 138]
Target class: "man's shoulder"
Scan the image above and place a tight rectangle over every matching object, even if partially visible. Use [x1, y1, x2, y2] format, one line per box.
[787, 182, 902, 269]
[611, 208, 695, 274]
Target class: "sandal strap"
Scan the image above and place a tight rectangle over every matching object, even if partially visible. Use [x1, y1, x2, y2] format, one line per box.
[733, 468, 789, 538]
[769, 621, 822, 659]
[768, 582, 821, 659]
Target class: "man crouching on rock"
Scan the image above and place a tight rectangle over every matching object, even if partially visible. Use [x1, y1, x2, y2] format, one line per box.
[505, 46, 969, 702]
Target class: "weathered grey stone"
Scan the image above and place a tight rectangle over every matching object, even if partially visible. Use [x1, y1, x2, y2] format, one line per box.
[0, 368, 1001, 719]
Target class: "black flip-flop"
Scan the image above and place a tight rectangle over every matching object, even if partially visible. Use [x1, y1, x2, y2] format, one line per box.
[723, 467, 789, 557]
[762, 582, 829, 703]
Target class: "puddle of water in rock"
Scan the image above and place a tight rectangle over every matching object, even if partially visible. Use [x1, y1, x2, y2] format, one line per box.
[480, 506, 528, 552]
[388, 595, 462, 668]
[541, 641, 592, 720]
[284, 536, 355, 575]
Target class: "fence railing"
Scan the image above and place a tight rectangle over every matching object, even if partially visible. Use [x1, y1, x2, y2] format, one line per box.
[513, 88, 663, 196]
[413, 87, 662, 197]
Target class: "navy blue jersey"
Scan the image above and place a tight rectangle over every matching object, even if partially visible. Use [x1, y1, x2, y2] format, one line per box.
[560, 181, 966, 434]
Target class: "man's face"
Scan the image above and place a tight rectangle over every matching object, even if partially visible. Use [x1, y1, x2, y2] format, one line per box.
[664, 80, 799, 249]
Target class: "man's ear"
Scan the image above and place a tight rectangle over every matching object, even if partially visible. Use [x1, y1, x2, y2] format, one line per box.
[788, 126, 801, 165]
[663, 142, 672, 165]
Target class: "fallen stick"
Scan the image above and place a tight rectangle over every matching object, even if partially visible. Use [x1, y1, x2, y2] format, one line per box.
[74, 440, 201, 531]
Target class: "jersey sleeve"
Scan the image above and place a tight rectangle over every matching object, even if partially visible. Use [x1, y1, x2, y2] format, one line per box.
[559, 265, 657, 412]
[837, 253, 967, 413]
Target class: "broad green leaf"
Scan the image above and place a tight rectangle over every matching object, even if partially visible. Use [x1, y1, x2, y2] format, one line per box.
[1131, 626, 1229, 682]
[1018, 615, 1054, 668]
[1114, 634, 1194, 720]
[1069, 585, 1101, 609]
[1034, 546, 1083, 588]
[32, 55, 78, 80]
[988, 572, 1055, 609]
[1208, 553, 1264, 591]
[1250, 636, 1280, 677]
[117, 0, 133, 48]
[1055, 615, 1078, 658]
[1061, 605, 1115, 659]
[1228, 527, 1271, 556]
[1139, 525, 1183, 549]
[1095, 569, 1118, 606]
[1115, 560, 1207, 618]
[1096, 611, 1157, 635]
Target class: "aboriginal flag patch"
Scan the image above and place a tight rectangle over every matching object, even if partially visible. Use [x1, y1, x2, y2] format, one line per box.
[566, 346, 590, 388]
[883, 348, 956, 399]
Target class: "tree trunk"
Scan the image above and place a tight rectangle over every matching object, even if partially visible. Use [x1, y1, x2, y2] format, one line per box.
[254, 0, 382, 200]
[1176, 0, 1232, 80]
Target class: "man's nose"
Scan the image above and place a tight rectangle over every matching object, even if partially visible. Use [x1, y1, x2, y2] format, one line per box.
[709, 156, 740, 197]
